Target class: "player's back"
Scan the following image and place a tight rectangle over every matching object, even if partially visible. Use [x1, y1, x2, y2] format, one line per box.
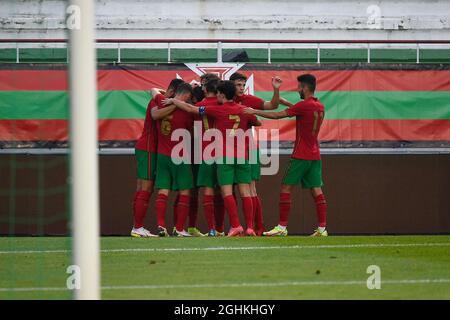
[195, 96, 218, 130]
[204, 101, 258, 159]
[208, 102, 254, 132]
[156, 103, 193, 157]
[135, 99, 157, 152]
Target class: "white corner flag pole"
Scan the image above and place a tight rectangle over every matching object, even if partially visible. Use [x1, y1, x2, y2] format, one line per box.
[68, 0, 100, 300]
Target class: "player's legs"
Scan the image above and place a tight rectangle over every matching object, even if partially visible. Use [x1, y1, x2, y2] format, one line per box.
[263, 183, 292, 237]
[188, 188, 204, 236]
[250, 180, 264, 236]
[172, 162, 194, 236]
[250, 150, 264, 235]
[217, 159, 245, 236]
[309, 188, 328, 236]
[197, 162, 219, 235]
[279, 184, 294, 227]
[237, 183, 255, 236]
[133, 179, 153, 225]
[131, 149, 157, 237]
[155, 189, 170, 236]
[249, 181, 257, 197]
[279, 159, 311, 227]
[155, 154, 173, 236]
[188, 163, 203, 236]
[213, 188, 225, 235]
[220, 184, 244, 236]
[264, 158, 311, 237]
[203, 186, 217, 236]
[172, 192, 179, 235]
[131, 179, 156, 237]
[137, 179, 152, 192]
[188, 188, 199, 229]
[173, 188, 192, 236]
[301, 160, 327, 236]
[310, 187, 327, 232]
[235, 160, 255, 236]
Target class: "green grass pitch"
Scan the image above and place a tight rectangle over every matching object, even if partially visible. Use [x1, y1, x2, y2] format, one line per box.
[1, 235, 449, 300]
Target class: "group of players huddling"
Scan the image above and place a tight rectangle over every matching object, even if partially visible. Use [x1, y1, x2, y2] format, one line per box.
[131, 72, 328, 238]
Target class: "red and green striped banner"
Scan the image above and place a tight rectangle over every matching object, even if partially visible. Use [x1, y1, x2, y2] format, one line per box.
[1, 67, 449, 147]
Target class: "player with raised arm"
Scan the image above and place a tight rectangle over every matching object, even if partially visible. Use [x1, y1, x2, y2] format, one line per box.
[244, 74, 328, 237]
[191, 78, 222, 236]
[164, 80, 262, 237]
[130, 79, 183, 238]
[154, 82, 195, 237]
[229, 72, 282, 236]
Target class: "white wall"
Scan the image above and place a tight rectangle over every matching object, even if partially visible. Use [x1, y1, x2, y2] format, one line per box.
[1, 0, 449, 40]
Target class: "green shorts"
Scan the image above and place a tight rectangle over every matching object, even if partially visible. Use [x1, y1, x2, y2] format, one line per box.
[196, 162, 218, 188]
[135, 149, 157, 181]
[217, 157, 252, 186]
[282, 158, 324, 189]
[155, 154, 194, 191]
[192, 163, 199, 184]
[249, 149, 261, 181]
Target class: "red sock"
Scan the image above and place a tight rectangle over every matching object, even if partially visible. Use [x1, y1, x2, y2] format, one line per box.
[214, 194, 225, 232]
[156, 193, 168, 228]
[175, 195, 190, 231]
[253, 196, 264, 231]
[188, 195, 198, 228]
[132, 191, 150, 228]
[203, 195, 215, 230]
[223, 195, 240, 228]
[242, 196, 254, 229]
[173, 194, 179, 227]
[314, 193, 327, 228]
[279, 192, 291, 227]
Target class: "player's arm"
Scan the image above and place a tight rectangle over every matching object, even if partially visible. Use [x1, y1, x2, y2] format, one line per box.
[150, 104, 176, 120]
[244, 107, 289, 119]
[249, 115, 262, 127]
[150, 88, 165, 97]
[162, 98, 200, 115]
[262, 76, 282, 110]
[279, 97, 294, 107]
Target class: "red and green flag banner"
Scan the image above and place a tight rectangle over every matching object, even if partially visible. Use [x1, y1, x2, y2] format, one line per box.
[1, 65, 449, 149]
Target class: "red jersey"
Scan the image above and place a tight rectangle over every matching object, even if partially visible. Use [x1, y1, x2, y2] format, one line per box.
[156, 98, 194, 158]
[235, 94, 264, 110]
[235, 94, 264, 152]
[202, 101, 259, 159]
[195, 97, 218, 160]
[195, 97, 218, 147]
[135, 97, 160, 153]
[286, 96, 325, 160]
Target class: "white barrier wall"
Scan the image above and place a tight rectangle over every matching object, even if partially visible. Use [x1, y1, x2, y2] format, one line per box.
[1, 0, 450, 40]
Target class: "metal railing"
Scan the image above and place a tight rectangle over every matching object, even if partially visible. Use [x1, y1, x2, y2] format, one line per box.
[1, 39, 450, 64]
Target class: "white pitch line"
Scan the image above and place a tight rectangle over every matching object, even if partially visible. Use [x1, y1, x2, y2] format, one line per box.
[1, 279, 450, 293]
[0, 242, 450, 255]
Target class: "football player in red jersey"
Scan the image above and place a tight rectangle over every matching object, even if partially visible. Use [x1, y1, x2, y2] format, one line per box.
[130, 79, 183, 237]
[153, 82, 196, 237]
[164, 80, 262, 237]
[229, 72, 283, 236]
[245, 74, 328, 237]
[190, 78, 223, 236]
[185, 73, 222, 237]
[198, 74, 226, 236]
